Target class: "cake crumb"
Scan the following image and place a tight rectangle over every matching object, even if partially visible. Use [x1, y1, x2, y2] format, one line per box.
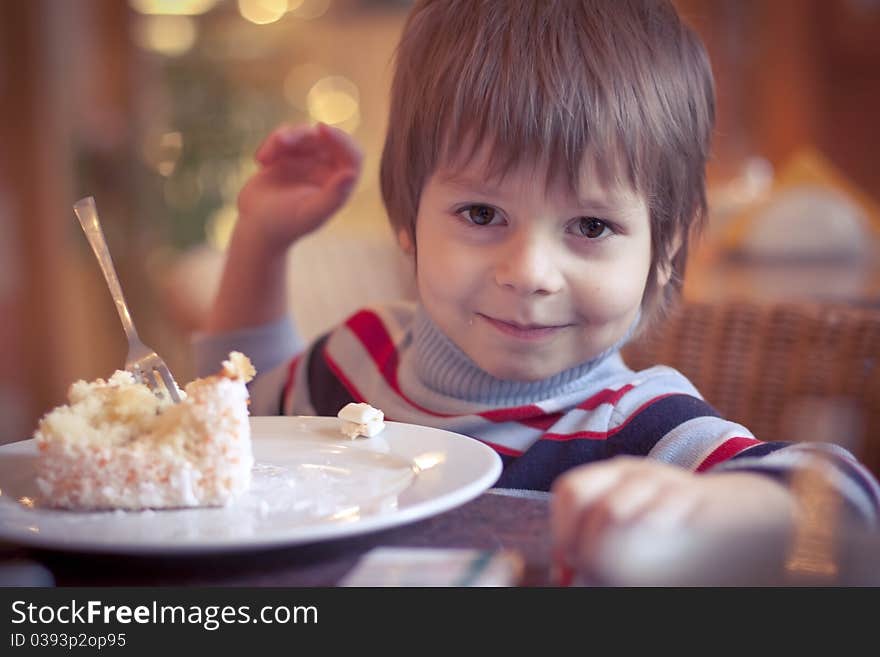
[337, 402, 385, 439]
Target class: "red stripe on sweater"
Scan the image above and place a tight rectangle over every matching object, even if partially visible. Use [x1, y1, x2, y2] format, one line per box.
[541, 393, 678, 441]
[577, 384, 635, 411]
[695, 437, 762, 473]
[346, 310, 401, 389]
[323, 350, 366, 405]
[480, 406, 552, 423]
[519, 412, 564, 430]
[282, 354, 302, 413]
[344, 309, 563, 427]
[345, 311, 452, 418]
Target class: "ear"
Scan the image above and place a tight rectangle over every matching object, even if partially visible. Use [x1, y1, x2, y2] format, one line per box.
[397, 227, 415, 255]
[656, 231, 683, 289]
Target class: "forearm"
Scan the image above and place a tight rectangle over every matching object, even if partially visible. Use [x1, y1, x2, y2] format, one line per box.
[205, 222, 290, 333]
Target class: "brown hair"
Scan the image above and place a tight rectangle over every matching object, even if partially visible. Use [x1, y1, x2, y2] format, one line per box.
[380, 0, 715, 322]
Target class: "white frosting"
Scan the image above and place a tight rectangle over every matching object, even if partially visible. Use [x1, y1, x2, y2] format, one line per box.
[337, 403, 386, 439]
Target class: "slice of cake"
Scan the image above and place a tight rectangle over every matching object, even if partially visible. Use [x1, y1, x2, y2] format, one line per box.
[34, 352, 256, 510]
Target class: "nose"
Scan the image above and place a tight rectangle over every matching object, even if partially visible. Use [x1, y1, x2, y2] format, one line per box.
[493, 231, 564, 296]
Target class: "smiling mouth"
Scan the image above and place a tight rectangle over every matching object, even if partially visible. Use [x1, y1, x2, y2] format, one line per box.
[477, 314, 572, 340]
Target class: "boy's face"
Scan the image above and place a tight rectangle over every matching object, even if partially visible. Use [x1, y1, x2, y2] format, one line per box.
[412, 148, 655, 382]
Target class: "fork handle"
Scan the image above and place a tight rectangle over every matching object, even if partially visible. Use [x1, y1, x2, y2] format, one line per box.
[73, 197, 140, 344]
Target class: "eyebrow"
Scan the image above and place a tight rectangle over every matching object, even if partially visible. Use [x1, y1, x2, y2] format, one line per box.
[437, 173, 626, 215]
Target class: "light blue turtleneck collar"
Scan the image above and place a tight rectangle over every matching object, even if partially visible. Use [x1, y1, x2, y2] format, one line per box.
[408, 305, 636, 406]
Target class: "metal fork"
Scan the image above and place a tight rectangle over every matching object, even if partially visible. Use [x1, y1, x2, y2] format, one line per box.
[73, 196, 182, 403]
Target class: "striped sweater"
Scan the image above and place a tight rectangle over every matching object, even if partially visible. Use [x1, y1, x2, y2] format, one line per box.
[194, 301, 880, 524]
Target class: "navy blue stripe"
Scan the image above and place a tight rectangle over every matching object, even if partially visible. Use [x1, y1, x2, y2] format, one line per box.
[306, 334, 356, 416]
[734, 443, 879, 509]
[495, 441, 609, 491]
[495, 394, 721, 490]
[605, 394, 721, 457]
[829, 454, 880, 508]
[730, 441, 789, 460]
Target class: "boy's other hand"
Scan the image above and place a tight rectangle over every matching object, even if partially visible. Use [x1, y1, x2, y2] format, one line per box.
[238, 122, 363, 251]
[550, 457, 796, 583]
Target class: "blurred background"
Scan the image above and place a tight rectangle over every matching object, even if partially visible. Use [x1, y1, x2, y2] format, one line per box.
[1, 1, 879, 473]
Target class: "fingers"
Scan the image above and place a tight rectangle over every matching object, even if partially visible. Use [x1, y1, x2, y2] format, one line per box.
[635, 490, 698, 530]
[254, 124, 315, 165]
[290, 167, 359, 231]
[317, 122, 364, 169]
[551, 458, 698, 577]
[255, 122, 363, 171]
[551, 460, 628, 562]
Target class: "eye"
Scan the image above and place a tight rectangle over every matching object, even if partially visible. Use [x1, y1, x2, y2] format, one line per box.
[458, 204, 501, 226]
[573, 217, 611, 239]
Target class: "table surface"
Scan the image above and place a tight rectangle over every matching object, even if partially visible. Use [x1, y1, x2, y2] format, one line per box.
[1, 491, 555, 587]
[5, 486, 880, 587]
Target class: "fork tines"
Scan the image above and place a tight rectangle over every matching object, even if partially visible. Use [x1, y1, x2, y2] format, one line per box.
[153, 362, 182, 403]
[130, 357, 182, 403]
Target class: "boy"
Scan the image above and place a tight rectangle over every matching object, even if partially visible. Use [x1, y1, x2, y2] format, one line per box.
[196, 0, 879, 577]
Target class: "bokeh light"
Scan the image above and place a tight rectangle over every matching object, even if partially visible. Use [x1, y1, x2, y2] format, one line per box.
[129, 0, 218, 16]
[238, 0, 288, 25]
[289, 0, 331, 21]
[132, 15, 198, 57]
[307, 76, 360, 132]
[206, 204, 239, 250]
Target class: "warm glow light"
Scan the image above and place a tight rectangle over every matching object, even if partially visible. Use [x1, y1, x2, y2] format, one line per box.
[413, 451, 446, 471]
[158, 131, 183, 176]
[206, 204, 238, 250]
[307, 76, 360, 131]
[142, 131, 184, 176]
[238, 0, 287, 24]
[18, 496, 35, 509]
[133, 15, 197, 56]
[330, 506, 360, 522]
[289, 0, 331, 20]
[130, 0, 218, 16]
[301, 463, 351, 475]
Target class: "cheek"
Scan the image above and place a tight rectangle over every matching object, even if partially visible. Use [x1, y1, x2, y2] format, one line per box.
[572, 261, 650, 320]
[415, 228, 475, 304]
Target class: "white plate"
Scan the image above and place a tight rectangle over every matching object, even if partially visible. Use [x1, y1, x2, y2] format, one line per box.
[0, 416, 501, 555]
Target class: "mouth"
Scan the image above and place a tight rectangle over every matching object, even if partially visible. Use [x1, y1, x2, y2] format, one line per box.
[476, 314, 573, 340]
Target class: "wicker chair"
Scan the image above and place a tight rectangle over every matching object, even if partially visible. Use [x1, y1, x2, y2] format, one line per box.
[621, 300, 880, 478]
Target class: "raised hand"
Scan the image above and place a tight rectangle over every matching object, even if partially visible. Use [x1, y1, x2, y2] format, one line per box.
[237, 122, 363, 251]
[204, 123, 362, 333]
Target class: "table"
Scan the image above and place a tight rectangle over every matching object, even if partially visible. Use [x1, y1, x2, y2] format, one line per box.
[0, 491, 554, 587]
[4, 490, 879, 587]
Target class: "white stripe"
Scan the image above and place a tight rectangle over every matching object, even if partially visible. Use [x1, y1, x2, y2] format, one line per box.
[543, 405, 614, 436]
[608, 366, 703, 430]
[249, 359, 291, 415]
[648, 416, 755, 470]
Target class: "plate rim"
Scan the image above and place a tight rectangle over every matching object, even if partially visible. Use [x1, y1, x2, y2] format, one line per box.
[0, 416, 502, 555]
